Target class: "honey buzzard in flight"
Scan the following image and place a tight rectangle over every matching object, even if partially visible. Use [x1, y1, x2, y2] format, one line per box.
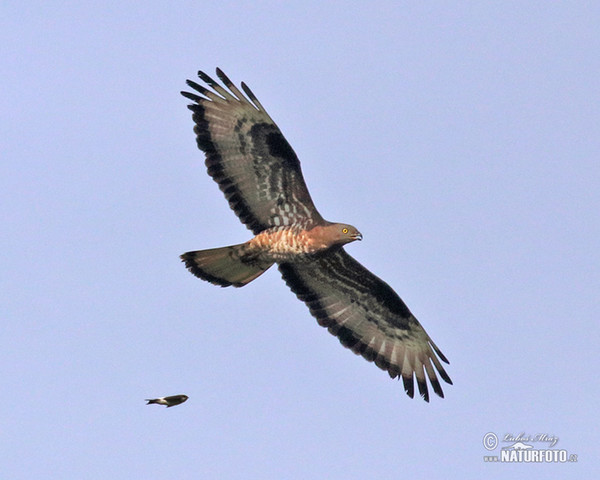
[180, 69, 452, 401]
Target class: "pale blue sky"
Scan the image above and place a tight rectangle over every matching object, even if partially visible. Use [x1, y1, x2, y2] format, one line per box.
[2, 2, 598, 479]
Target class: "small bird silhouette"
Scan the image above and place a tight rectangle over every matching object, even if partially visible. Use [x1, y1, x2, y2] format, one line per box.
[145, 394, 189, 408]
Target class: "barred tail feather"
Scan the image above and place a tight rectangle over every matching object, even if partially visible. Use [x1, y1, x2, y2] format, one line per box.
[181, 245, 273, 287]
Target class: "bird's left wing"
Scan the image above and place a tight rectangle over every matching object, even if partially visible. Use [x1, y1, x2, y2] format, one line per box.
[278, 249, 452, 401]
[181, 69, 324, 235]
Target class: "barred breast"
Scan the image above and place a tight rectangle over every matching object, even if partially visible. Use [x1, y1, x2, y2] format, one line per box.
[243, 224, 327, 262]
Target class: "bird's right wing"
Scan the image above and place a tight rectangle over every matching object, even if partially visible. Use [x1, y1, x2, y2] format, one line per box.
[278, 249, 452, 401]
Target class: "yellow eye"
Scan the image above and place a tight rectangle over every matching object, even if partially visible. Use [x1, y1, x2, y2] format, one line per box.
[342, 228, 349, 234]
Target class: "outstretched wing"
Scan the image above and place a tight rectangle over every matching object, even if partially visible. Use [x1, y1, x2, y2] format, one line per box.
[279, 249, 452, 401]
[181, 69, 324, 235]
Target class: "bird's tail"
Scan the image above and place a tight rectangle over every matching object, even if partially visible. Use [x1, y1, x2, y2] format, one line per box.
[145, 399, 159, 405]
[181, 244, 273, 287]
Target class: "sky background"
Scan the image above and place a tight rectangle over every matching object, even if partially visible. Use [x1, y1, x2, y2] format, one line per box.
[2, 1, 599, 479]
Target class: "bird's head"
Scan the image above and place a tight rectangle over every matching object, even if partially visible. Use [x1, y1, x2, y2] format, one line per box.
[331, 223, 363, 245]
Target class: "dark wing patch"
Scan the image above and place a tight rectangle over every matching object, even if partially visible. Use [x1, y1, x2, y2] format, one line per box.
[264, 131, 301, 170]
[279, 249, 452, 401]
[182, 69, 324, 234]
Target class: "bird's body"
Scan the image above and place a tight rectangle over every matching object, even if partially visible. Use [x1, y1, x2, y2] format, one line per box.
[180, 69, 452, 401]
[145, 395, 189, 408]
[181, 222, 362, 287]
[248, 223, 362, 259]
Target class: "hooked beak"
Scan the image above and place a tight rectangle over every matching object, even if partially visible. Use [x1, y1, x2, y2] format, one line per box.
[352, 232, 363, 241]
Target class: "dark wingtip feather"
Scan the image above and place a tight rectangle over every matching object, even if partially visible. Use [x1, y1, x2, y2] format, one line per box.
[197, 70, 218, 86]
[185, 80, 212, 97]
[431, 342, 450, 364]
[437, 366, 453, 385]
[215, 68, 234, 87]
[402, 375, 414, 398]
[431, 378, 445, 398]
[241, 82, 260, 105]
[187, 104, 203, 113]
[181, 90, 204, 103]
[417, 377, 430, 403]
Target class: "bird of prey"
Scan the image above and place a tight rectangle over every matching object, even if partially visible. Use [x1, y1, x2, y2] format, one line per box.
[180, 69, 452, 401]
[145, 395, 189, 408]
